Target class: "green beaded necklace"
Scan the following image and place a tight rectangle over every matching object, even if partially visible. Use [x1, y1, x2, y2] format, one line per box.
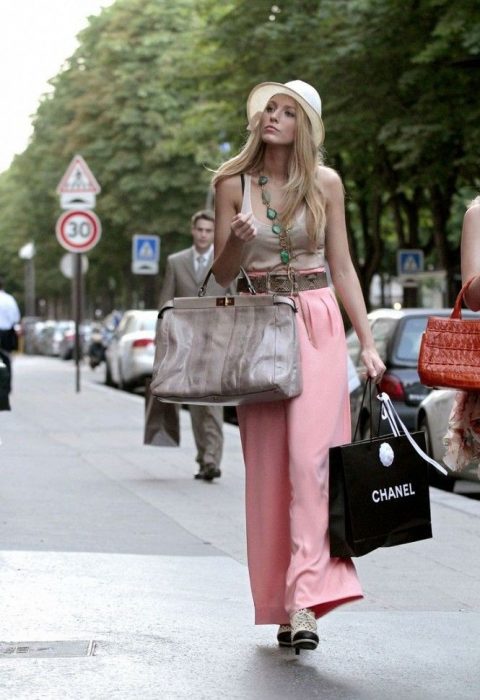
[258, 175, 292, 265]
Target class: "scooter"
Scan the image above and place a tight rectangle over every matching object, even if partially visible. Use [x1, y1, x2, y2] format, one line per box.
[88, 326, 106, 369]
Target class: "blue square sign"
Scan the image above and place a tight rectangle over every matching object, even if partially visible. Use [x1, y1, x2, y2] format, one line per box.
[132, 234, 160, 274]
[397, 249, 424, 276]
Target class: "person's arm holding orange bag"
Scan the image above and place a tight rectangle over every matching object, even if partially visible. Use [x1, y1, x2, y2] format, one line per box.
[461, 197, 480, 311]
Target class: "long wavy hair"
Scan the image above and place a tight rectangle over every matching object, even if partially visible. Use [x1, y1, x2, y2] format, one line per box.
[212, 100, 326, 247]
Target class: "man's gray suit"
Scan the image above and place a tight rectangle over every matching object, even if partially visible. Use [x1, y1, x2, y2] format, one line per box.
[158, 247, 228, 476]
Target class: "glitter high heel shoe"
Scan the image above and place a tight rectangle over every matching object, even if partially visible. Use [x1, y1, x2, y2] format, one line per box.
[290, 608, 319, 655]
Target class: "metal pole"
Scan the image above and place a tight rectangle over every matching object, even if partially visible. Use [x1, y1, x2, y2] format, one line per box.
[74, 253, 82, 393]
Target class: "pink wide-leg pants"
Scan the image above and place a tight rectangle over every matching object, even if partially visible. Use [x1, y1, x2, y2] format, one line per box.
[237, 286, 363, 625]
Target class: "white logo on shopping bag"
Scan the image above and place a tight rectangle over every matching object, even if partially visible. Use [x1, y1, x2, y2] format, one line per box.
[379, 442, 394, 467]
[372, 483, 416, 503]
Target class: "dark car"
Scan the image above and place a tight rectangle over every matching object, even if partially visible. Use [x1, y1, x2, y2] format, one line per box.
[347, 307, 477, 441]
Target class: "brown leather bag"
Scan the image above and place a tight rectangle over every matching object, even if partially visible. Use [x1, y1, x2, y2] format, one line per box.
[418, 277, 480, 391]
[150, 268, 302, 406]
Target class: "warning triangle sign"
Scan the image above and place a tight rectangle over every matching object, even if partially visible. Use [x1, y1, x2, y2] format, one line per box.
[56, 155, 101, 194]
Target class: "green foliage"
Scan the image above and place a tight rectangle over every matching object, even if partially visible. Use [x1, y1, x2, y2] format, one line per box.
[1, 0, 479, 313]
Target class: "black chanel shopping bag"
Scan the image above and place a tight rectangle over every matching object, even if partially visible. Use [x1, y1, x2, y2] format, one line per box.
[329, 389, 448, 558]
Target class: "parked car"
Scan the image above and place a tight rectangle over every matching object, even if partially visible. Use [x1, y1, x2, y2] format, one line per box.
[226, 308, 479, 486]
[347, 307, 477, 442]
[417, 389, 480, 491]
[30, 320, 47, 354]
[105, 309, 158, 390]
[58, 322, 92, 360]
[35, 320, 74, 356]
[20, 316, 42, 354]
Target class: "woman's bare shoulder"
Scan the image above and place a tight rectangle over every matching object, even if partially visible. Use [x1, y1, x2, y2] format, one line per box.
[317, 165, 343, 188]
[464, 203, 480, 226]
[215, 174, 243, 195]
[316, 166, 344, 198]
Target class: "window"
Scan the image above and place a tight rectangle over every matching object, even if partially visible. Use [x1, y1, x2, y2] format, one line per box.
[395, 316, 429, 363]
[370, 318, 397, 362]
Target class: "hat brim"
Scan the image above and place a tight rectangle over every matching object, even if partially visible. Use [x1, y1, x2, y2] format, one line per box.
[247, 82, 325, 146]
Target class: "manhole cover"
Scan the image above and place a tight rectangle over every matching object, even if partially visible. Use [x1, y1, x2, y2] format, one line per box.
[0, 640, 96, 658]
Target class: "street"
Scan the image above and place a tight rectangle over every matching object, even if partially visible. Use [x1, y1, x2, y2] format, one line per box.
[0, 355, 479, 700]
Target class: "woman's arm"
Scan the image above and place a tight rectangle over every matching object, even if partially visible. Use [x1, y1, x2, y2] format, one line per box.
[212, 176, 257, 287]
[321, 167, 386, 381]
[461, 204, 480, 311]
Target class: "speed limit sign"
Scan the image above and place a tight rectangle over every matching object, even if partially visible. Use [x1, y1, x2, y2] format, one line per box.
[55, 210, 102, 253]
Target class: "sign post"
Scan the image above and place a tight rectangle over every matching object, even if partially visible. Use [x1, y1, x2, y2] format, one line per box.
[56, 156, 101, 392]
[397, 249, 424, 307]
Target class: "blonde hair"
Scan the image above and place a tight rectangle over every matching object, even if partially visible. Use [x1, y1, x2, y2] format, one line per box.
[212, 100, 326, 247]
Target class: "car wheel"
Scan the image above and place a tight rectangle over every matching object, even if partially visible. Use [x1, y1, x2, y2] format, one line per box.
[418, 414, 455, 492]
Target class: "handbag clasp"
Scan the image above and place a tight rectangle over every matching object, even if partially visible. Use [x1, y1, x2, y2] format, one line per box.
[216, 297, 235, 306]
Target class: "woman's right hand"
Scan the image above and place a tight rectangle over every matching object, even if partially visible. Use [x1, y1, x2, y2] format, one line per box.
[230, 212, 257, 242]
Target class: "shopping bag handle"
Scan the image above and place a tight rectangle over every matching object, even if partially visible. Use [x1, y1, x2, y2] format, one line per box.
[353, 378, 373, 441]
[198, 266, 256, 298]
[352, 377, 383, 441]
[377, 393, 448, 475]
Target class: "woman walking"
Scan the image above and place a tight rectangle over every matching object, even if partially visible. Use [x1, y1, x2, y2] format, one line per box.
[212, 80, 385, 654]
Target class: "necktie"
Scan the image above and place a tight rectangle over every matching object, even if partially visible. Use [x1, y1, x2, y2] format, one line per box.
[196, 254, 207, 281]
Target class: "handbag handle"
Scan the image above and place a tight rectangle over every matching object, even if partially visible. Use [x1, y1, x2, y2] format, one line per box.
[198, 266, 256, 297]
[352, 377, 376, 441]
[377, 393, 448, 475]
[451, 276, 478, 319]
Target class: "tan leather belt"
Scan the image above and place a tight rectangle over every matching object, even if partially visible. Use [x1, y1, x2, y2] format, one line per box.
[237, 270, 328, 295]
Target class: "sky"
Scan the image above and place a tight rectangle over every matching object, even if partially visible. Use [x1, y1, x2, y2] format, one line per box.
[0, 0, 115, 174]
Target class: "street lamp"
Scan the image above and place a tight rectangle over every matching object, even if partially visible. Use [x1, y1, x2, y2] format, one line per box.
[18, 242, 36, 317]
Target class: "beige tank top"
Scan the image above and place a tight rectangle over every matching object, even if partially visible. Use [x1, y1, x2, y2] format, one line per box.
[239, 174, 325, 272]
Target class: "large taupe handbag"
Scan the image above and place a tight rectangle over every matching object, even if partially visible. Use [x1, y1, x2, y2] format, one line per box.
[143, 380, 180, 446]
[150, 268, 302, 405]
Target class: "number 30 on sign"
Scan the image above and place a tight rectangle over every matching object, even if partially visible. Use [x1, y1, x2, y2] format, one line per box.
[55, 210, 102, 253]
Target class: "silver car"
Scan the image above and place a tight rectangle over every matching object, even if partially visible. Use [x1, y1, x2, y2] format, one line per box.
[105, 309, 158, 390]
[417, 389, 480, 492]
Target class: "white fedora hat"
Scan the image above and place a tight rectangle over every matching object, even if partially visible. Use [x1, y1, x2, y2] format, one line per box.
[247, 79, 325, 146]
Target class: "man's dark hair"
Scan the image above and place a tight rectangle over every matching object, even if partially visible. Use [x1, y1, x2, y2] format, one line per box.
[191, 210, 214, 227]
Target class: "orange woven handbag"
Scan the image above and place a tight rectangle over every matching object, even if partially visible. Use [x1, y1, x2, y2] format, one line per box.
[418, 277, 480, 391]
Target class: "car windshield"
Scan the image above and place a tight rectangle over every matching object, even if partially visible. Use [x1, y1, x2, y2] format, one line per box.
[394, 316, 429, 363]
[138, 313, 157, 332]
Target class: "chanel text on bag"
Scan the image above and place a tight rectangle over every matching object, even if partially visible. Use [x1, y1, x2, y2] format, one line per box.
[372, 483, 416, 503]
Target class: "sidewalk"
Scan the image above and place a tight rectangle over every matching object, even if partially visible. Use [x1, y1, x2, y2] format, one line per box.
[0, 356, 479, 700]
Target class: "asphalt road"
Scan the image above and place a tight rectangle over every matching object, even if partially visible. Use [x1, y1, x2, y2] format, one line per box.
[0, 355, 479, 700]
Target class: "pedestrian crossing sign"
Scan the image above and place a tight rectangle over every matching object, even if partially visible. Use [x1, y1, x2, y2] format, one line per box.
[132, 234, 160, 274]
[397, 249, 424, 276]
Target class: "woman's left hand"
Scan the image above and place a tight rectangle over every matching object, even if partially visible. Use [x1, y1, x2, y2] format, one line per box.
[360, 347, 386, 384]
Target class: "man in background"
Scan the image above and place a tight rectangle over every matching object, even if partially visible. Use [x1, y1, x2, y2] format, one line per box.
[0, 277, 20, 403]
[158, 210, 230, 481]
[0, 277, 20, 355]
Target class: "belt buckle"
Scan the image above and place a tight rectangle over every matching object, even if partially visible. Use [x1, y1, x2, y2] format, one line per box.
[266, 270, 297, 295]
[287, 268, 298, 295]
[265, 272, 273, 295]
